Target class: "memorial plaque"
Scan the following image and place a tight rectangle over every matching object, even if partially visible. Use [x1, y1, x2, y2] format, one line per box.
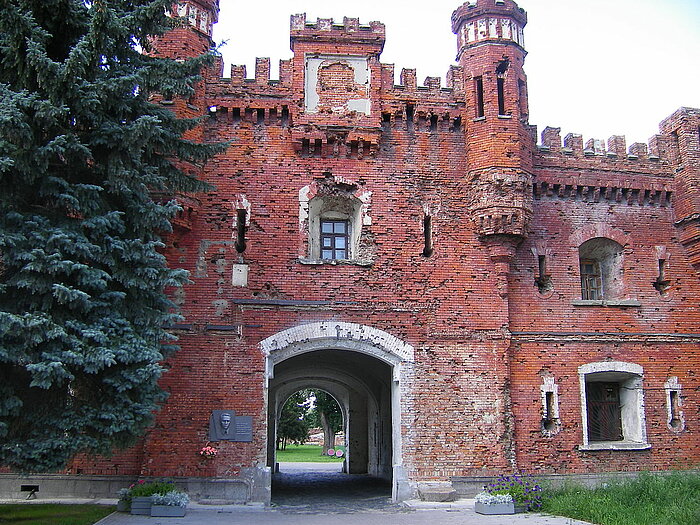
[234, 415, 253, 442]
[208, 410, 252, 442]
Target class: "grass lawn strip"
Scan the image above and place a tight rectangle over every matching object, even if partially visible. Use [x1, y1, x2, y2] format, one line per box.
[276, 444, 345, 463]
[0, 503, 114, 525]
[540, 471, 700, 525]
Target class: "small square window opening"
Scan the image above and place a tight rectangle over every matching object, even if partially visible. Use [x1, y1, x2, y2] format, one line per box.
[320, 220, 350, 260]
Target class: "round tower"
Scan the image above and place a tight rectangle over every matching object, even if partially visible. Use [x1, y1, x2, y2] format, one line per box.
[452, 0, 534, 241]
[152, 0, 220, 60]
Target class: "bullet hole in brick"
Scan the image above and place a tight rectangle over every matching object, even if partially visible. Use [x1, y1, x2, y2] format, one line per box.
[495, 58, 510, 75]
[235, 209, 247, 253]
[422, 215, 433, 257]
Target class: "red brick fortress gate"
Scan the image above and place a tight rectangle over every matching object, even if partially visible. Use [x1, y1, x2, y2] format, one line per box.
[3, 0, 699, 505]
[262, 321, 414, 501]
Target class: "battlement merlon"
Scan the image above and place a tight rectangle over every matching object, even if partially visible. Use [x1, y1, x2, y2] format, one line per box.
[290, 14, 386, 53]
[452, 0, 527, 58]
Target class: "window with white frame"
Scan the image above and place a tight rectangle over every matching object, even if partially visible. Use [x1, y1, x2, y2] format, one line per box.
[299, 176, 373, 265]
[578, 361, 650, 450]
[540, 376, 560, 435]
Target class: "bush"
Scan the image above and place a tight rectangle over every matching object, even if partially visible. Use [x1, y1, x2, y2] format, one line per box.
[129, 480, 178, 498]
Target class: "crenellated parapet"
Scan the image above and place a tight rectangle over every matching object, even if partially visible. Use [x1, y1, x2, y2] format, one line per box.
[537, 126, 671, 163]
[290, 14, 385, 51]
[532, 125, 677, 211]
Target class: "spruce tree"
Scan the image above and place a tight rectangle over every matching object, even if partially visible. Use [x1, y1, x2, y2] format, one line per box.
[0, 0, 220, 471]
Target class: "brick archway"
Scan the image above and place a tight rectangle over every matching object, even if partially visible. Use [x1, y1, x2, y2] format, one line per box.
[260, 321, 414, 380]
[260, 321, 414, 501]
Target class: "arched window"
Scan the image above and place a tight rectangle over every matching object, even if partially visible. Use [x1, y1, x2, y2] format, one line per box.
[578, 237, 624, 300]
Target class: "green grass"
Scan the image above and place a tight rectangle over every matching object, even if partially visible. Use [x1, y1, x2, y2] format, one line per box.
[541, 471, 700, 525]
[0, 504, 114, 525]
[276, 444, 345, 463]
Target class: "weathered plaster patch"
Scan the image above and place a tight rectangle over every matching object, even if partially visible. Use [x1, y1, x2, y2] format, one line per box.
[305, 55, 370, 115]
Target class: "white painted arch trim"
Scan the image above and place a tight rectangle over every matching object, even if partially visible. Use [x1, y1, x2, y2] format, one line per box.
[260, 321, 414, 380]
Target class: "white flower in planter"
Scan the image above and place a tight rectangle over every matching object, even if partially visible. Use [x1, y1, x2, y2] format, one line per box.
[151, 491, 189, 507]
[475, 492, 513, 505]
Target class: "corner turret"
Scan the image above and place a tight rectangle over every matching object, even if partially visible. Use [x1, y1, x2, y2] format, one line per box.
[661, 108, 700, 271]
[453, 0, 533, 242]
[152, 1, 220, 60]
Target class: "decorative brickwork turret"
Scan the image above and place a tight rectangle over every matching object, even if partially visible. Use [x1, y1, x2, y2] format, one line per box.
[453, 0, 534, 243]
[158, 1, 219, 59]
[148, 1, 221, 229]
[661, 108, 700, 272]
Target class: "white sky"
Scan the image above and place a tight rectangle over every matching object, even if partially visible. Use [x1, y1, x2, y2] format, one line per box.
[212, 0, 700, 146]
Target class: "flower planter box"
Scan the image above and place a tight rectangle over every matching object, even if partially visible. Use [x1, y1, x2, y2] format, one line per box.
[130, 496, 152, 515]
[116, 500, 130, 512]
[151, 505, 186, 517]
[474, 501, 516, 515]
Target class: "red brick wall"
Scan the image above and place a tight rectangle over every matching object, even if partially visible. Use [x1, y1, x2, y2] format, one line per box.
[70, 0, 700, 487]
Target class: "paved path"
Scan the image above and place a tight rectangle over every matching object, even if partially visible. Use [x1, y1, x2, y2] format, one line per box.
[3, 464, 594, 525]
[94, 505, 593, 525]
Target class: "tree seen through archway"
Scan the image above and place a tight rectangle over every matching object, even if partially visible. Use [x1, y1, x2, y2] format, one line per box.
[277, 389, 343, 454]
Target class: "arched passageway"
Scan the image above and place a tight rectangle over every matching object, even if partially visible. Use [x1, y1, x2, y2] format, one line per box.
[261, 322, 414, 503]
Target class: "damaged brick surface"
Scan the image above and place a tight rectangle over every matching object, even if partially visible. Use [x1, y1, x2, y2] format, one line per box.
[66, 0, 699, 503]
